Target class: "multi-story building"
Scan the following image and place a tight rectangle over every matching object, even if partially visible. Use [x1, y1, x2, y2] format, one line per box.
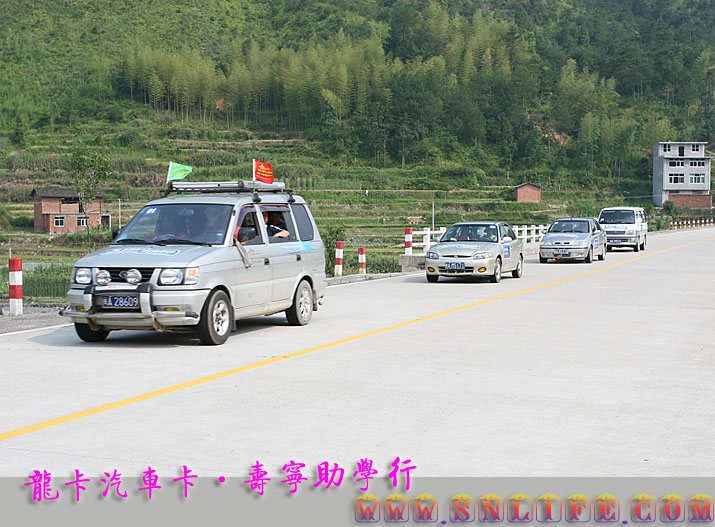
[32, 187, 110, 233]
[653, 142, 712, 207]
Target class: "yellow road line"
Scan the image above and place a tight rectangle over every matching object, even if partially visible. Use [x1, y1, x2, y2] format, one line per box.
[1, 236, 711, 442]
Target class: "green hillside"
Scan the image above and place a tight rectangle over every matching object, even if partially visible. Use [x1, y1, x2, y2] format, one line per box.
[0, 0, 713, 257]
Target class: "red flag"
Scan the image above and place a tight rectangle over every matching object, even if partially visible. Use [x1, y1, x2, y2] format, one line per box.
[253, 159, 274, 184]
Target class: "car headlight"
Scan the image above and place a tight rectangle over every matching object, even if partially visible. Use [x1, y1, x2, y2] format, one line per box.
[74, 267, 92, 284]
[626, 229, 635, 236]
[579, 239, 589, 247]
[426, 252, 439, 260]
[96, 270, 111, 285]
[158, 267, 199, 285]
[473, 252, 491, 260]
[159, 268, 184, 285]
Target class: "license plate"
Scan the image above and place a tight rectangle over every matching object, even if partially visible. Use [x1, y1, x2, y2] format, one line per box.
[554, 249, 569, 254]
[610, 239, 621, 243]
[102, 295, 139, 308]
[445, 262, 465, 270]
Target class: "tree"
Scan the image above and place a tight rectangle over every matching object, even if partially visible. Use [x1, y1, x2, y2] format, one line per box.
[71, 144, 111, 251]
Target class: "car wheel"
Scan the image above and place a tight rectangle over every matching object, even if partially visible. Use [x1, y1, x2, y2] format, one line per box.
[598, 245, 605, 261]
[539, 255, 548, 263]
[512, 255, 523, 278]
[634, 238, 640, 252]
[640, 236, 646, 251]
[75, 323, 109, 342]
[584, 246, 593, 263]
[490, 258, 502, 283]
[286, 280, 313, 326]
[198, 290, 233, 345]
[426, 274, 439, 283]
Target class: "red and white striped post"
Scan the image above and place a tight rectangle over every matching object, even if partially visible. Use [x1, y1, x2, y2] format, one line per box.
[334, 241, 343, 277]
[404, 227, 413, 255]
[358, 247, 366, 275]
[9, 258, 22, 316]
[669, 219, 673, 229]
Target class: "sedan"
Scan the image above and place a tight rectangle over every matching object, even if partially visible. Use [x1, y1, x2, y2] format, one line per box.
[425, 222, 524, 283]
[539, 218, 606, 263]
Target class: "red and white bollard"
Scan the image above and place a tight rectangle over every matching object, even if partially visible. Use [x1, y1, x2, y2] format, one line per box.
[404, 228, 413, 255]
[358, 247, 366, 275]
[334, 241, 343, 277]
[669, 219, 673, 229]
[9, 258, 22, 316]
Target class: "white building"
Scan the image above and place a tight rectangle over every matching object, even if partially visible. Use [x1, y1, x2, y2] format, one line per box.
[653, 142, 712, 208]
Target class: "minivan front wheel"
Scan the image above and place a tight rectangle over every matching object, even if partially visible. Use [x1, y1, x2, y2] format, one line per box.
[75, 323, 109, 342]
[286, 280, 313, 326]
[198, 290, 233, 345]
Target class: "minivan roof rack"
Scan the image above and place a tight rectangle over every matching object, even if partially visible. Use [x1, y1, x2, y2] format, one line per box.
[165, 180, 294, 203]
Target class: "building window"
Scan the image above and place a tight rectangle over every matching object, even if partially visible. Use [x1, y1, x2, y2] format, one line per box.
[689, 160, 705, 167]
[77, 216, 88, 227]
[691, 144, 700, 151]
[669, 160, 684, 167]
[54, 216, 65, 227]
[663, 144, 671, 153]
[690, 175, 706, 184]
[669, 174, 684, 184]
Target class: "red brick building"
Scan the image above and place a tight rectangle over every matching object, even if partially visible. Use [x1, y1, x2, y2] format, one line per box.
[515, 183, 542, 203]
[32, 188, 109, 233]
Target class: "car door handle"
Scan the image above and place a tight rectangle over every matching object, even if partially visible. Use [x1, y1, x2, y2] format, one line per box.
[264, 258, 270, 265]
[296, 254, 302, 261]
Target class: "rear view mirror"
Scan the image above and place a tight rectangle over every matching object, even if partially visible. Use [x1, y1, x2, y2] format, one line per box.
[237, 227, 257, 243]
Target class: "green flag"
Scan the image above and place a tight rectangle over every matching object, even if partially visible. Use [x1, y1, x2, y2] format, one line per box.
[166, 161, 193, 183]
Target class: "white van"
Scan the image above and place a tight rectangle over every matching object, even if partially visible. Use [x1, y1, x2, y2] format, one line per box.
[598, 206, 647, 252]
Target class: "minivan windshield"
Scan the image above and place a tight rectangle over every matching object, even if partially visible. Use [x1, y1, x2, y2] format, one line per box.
[599, 210, 636, 224]
[114, 204, 233, 246]
[548, 220, 590, 233]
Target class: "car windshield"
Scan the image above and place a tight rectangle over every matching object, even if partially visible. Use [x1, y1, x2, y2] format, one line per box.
[441, 224, 498, 243]
[548, 220, 590, 233]
[599, 210, 636, 224]
[114, 204, 233, 245]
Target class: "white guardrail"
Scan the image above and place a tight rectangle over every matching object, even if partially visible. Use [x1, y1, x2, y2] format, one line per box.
[405, 225, 549, 254]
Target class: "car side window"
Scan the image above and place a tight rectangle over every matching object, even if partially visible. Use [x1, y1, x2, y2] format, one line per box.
[591, 221, 598, 233]
[507, 227, 516, 240]
[261, 205, 298, 243]
[236, 206, 264, 246]
[499, 224, 509, 240]
[291, 204, 314, 241]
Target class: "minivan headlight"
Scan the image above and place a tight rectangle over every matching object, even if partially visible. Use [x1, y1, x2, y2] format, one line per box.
[159, 267, 199, 285]
[159, 268, 184, 285]
[626, 229, 635, 236]
[74, 268, 92, 284]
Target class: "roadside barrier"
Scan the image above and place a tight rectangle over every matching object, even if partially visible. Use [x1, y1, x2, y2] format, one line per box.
[672, 217, 714, 229]
[9, 258, 22, 316]
[334, 241, 343, 277]
[404, 228, 413, 255]
[358, 247, 366, 274]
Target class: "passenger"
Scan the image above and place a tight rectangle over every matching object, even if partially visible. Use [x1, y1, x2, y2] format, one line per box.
[262, 210, 289, 238]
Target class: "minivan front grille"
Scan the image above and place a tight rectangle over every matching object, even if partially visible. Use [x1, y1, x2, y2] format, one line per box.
[101, 267, 155, 283]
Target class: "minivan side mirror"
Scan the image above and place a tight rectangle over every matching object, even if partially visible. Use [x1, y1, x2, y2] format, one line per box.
[236, 227, 257, 244]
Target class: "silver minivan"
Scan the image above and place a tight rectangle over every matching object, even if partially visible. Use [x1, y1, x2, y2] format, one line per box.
[60, 181, 327, 345]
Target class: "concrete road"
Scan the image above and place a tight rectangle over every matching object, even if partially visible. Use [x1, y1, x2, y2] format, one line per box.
[1, 228, 714, 478]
